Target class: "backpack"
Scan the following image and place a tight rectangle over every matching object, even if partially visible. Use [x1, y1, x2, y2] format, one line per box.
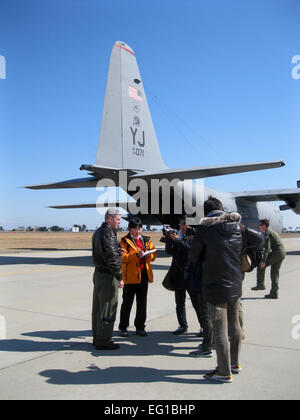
[240, 224, 263, 273]
[246, 246, 263, 272]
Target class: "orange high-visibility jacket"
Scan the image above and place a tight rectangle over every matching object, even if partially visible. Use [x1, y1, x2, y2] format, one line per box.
[120, 234, 157, 284]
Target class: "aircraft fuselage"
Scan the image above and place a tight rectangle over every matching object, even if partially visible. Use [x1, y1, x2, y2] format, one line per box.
[123, 179, 283, 233]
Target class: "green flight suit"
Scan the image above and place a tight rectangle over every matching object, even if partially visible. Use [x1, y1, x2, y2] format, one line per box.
[256, 228, 286, 297]
[92, 271, 119, 346]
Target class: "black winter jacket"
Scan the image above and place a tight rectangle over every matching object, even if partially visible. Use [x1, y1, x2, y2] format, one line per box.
[165, 234, 193, 290]
[92, 222, 122, 281]
[185, 261, 203, 293]
[189, 212, 243, 305]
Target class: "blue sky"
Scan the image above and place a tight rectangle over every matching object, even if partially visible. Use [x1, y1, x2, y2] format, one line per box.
[1, 0, 300, 230]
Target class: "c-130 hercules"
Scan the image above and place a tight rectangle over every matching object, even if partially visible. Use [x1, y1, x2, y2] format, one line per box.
[26, 41, 300, 232]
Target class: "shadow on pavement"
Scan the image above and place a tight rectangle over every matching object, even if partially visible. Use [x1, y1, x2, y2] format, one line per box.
[0, 330, 202, 359]
[0, 249, 169, 268]
[40, 364, 215, 386]
[8, 248, 92, 252]
[286, 250, 300, 256]
[0, 255, 93, 267]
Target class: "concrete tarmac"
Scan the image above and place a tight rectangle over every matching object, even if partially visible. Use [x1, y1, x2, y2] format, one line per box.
[0, 237, 299, 400]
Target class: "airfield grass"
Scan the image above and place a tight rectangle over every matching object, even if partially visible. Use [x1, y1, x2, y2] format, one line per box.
[0, 231, 165, 253]
[0, 231, 299, 254]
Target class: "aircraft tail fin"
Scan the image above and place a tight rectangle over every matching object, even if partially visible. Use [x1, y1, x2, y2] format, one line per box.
[96, 41, 166, 172]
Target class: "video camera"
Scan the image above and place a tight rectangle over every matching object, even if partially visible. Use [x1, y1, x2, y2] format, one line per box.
[159, 226, 178, 244]
[162, 227, 178, 237]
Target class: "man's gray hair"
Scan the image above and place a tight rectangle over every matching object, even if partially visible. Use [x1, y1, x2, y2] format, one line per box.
[105, 208, 121, 221]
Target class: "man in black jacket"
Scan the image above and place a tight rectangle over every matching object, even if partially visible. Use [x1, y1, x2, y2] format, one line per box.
[189, 197, 246, 383]
[164, 217, 204, 336]
[92, 208, 124, 350]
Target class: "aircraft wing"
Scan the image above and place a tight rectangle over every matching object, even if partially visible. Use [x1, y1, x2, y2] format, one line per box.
[48, 201, 135, 210]
[232, 187, 300, 214]
[48, 202, 162, 225]
[129, 161, 285, 181]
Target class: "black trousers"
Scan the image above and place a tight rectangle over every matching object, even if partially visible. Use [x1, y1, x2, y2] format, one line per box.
[119, 271, 149, 331]
[175, 289, 203, 329]
[175, 288, 213, 351]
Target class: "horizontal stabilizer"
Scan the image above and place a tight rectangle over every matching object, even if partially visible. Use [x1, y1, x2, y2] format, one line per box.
[80, 164, 139, 177]
[24, 165, 140, 190]
[27, 161, 284, 190]
[25, 177, 98, 190]
[130, 161, 285, 181]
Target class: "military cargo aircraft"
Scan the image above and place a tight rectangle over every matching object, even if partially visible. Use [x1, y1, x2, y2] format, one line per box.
[25, 41, 300, 232]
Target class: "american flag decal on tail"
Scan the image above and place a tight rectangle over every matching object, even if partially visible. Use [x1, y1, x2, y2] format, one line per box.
[129, 86, 143, 103]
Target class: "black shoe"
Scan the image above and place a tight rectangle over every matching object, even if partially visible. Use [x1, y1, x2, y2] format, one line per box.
[136, 329, 147, 336]
[119, 329, 129, 337]
[95, 342, 120, 350]
[265, 294, 278, 299]
[251, 286, 266, 291]
[173, 326, 188, 335]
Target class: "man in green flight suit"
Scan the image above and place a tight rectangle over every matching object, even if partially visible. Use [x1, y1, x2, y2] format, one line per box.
[92, 208, 124, 350]
[252, 219, 286, 299]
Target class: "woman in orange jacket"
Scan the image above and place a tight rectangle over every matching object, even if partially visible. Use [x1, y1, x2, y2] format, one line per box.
[119, 217, 157, 337]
